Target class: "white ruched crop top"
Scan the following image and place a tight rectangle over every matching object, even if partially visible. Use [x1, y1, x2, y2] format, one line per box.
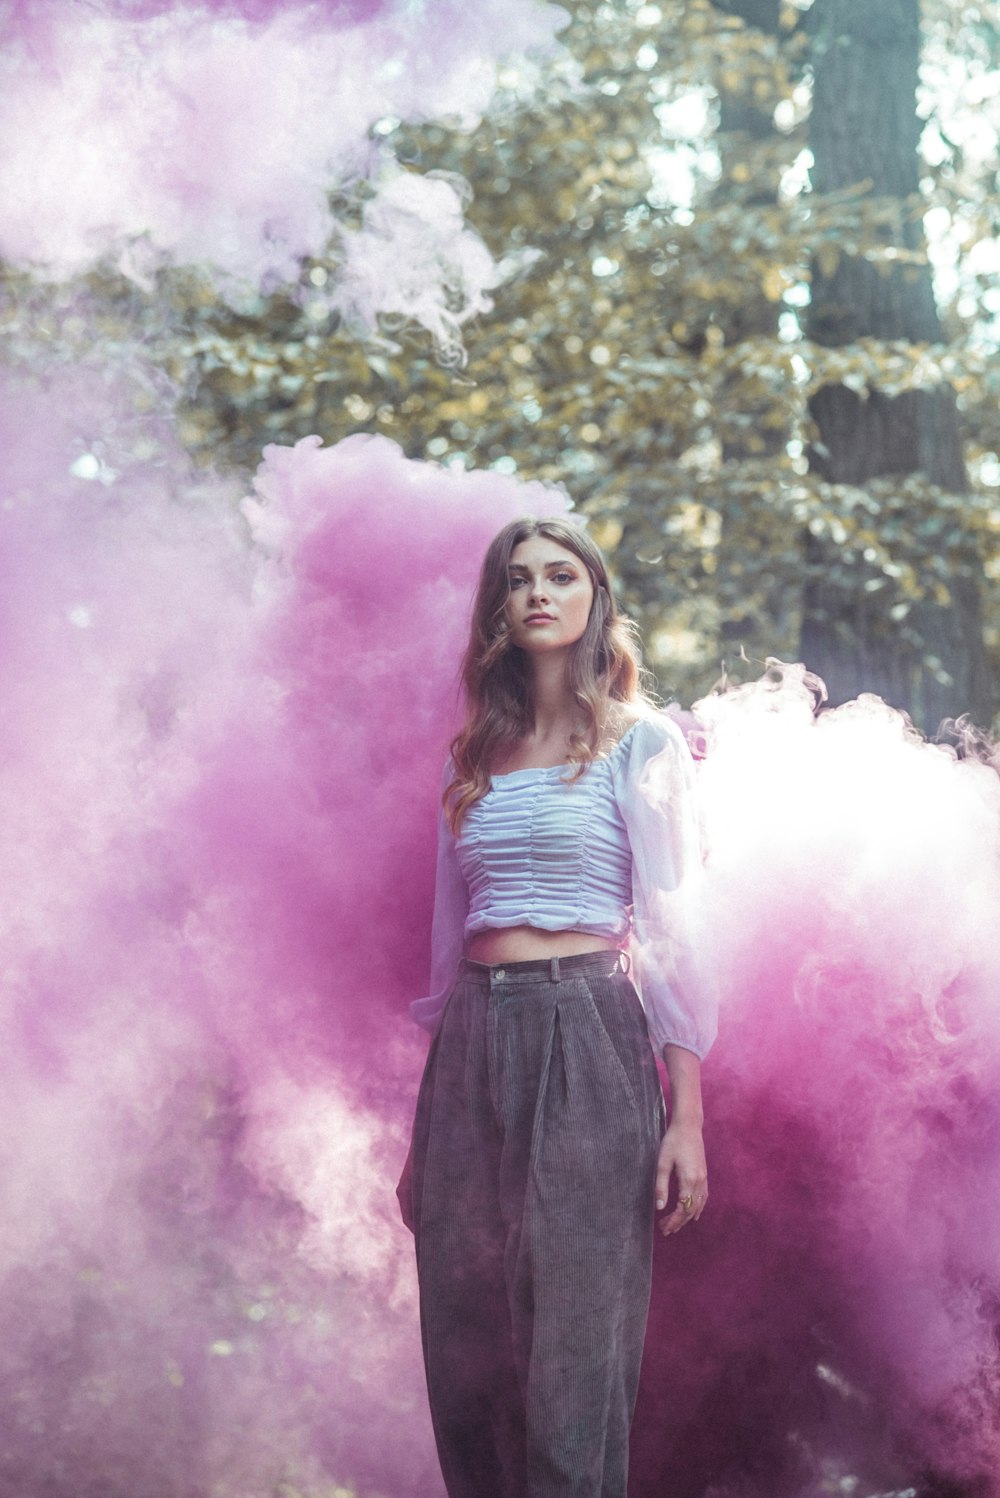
[410, 712, 716, 1058]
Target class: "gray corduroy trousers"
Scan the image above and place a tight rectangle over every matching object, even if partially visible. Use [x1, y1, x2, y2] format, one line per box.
[411, 950, 665, 1498]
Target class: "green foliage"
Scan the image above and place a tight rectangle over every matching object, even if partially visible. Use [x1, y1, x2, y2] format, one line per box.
[2, 0, 997, 717]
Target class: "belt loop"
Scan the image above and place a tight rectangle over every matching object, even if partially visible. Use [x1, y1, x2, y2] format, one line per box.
[550, 955, 560, 983]
[614, 950, 631, 976]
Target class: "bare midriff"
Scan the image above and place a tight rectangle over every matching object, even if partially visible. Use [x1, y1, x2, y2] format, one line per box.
[465, 924, 620, 965]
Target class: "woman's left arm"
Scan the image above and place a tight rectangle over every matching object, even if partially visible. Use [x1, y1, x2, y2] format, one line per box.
[655, 1043, 707, 1235]
[612, 715, 716, 1234]
[614, 714, 717, 1061]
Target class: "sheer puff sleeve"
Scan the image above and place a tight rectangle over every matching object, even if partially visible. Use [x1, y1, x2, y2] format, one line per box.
[611, 713, 717, 1060]
[409, 760, 469, 1035]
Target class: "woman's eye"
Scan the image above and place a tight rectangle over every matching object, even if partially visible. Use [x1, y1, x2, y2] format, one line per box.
[508, 571, 576, 588]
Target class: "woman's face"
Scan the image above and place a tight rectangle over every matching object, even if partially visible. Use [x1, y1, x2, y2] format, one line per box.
[505, 535, 596, 655]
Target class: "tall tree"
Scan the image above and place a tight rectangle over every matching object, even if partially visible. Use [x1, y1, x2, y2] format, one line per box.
[802, 0, 993, 725]
[704, 0, 804, 662]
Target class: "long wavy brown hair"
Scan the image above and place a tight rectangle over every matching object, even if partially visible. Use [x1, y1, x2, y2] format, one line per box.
[446, 517, 653, 833]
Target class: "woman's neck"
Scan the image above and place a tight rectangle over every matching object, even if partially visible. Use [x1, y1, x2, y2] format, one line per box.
[525, 651, 580, 738]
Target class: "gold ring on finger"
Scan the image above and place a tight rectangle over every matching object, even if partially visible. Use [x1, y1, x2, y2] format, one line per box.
[680, 1194, 694, 1212]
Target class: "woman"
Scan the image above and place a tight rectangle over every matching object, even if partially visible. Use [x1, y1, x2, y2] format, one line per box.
[397, 516, 715, 1498]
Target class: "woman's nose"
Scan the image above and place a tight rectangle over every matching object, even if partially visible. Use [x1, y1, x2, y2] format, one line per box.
[528, 578, 549, 604]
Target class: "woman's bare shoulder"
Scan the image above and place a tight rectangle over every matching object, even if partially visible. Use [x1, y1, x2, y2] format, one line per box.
[602, 703, 693, 765]
[603, 701, 658, 745]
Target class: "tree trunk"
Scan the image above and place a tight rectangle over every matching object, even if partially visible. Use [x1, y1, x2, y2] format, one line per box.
[802, 0, 992, 728]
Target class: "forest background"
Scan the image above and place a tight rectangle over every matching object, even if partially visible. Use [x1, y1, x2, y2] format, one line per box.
[7, 0, 996, 731]
[1, 6, 999, 1498]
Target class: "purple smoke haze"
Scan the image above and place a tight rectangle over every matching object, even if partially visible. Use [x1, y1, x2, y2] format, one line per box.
[0, 373, 571, 1496]
[6, 0, 390, 22]
[3, 373, 1000, 1493]
[4, 5, 1000, 1486]
[0, 0, 567, 300]
[634, 668, 1000, 1497]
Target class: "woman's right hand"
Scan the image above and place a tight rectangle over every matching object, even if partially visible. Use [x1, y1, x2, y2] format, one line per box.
[396, 1138, 415, 1233]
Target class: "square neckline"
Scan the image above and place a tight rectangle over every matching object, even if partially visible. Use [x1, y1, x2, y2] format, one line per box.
[489, 718, 643, 783]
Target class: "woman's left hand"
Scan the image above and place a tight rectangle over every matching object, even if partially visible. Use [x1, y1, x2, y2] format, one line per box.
[655, 1120, 707, 1236]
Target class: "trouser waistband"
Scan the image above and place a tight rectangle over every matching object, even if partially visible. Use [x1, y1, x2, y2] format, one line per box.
[457, 948, 630, 986]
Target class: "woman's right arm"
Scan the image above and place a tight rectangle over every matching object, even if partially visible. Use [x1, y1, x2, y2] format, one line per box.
[408, 761, 470, 1036]
[398, 763, 470, 1231]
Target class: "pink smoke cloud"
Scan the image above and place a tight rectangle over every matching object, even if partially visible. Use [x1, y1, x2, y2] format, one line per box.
[0, 0, 567, 303]
[3, 368, 1000, 1495]
[634, 666, 1000, 1496]
[0, 371, 572, 1495]
[5, 0, 390, 24]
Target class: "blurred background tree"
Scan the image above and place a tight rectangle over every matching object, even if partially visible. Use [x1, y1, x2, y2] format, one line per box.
[802, 0, 993, 724]
[4, 0, 998, 727]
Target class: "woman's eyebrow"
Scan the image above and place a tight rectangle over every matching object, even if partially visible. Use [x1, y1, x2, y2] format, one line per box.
[507, 558, 578, 573]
